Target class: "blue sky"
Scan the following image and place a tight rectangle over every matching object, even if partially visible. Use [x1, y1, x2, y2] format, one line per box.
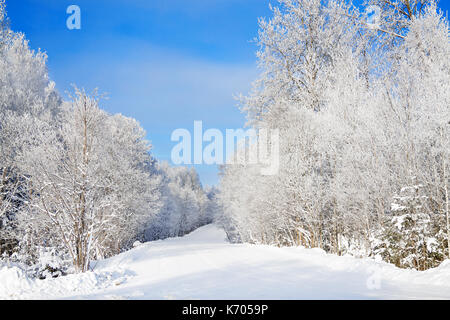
[6, 0, 276, 186]
[6, 0, 450, 186]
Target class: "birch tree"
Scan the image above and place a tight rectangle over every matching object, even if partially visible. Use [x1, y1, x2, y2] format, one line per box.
[19, 89, 161, 272]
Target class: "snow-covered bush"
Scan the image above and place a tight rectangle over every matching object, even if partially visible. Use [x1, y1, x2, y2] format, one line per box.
[374, 179, 447, 270]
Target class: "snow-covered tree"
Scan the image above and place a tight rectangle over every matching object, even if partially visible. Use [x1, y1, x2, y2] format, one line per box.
[364, 0, 436, 40]
[219, 0, 449, 269]
[381, 1, 450, 261]
[374, 177, 442, 270]
[18, 88, 161, 272]
[0, 1, 60, 256]
[144, 162, 213, 241]
[221, 0, 377, 251]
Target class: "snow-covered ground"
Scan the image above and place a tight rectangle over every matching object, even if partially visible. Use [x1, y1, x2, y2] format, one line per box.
[1, 224, 450, 299]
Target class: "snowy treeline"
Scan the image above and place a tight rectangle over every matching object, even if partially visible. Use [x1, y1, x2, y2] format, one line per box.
[0, 0, 214, 276]
[218, 0, 450, 270]
[144, 162, 217, 241]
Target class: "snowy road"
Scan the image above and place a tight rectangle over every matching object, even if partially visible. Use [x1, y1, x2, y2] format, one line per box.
[1, 224, 450, 299]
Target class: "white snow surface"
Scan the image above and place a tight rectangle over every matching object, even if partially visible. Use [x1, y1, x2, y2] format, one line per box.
[1, 224, 450, 300]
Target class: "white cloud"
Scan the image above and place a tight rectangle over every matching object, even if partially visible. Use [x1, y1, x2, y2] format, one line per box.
[55, 40, 258, 128]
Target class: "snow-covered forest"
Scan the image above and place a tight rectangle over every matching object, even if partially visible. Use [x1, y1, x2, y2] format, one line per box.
[218, 0, 450, 271]
[1, 0, 449, 295]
